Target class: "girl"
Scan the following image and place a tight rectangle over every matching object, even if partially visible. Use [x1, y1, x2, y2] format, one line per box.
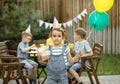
[46, 28, 79, 84]
[46, 27, 64, 46]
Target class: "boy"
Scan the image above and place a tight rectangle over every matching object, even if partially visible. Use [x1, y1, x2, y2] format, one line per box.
[17, 31, 38, 84]
[68, 28, 93, 84]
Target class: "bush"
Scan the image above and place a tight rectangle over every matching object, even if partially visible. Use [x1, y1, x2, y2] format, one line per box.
[0, 0, 54, 49]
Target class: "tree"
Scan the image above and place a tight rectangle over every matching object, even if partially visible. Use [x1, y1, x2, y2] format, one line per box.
[0, 0, 54, 49]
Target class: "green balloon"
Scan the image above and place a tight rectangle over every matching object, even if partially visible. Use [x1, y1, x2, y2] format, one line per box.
[88, 10, 110, 30]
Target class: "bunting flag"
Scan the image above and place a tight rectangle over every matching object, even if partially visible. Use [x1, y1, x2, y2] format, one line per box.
[73, 17, 78, 23]
[63, 23, 67, 28]
[39, 20, 44, 27]
[39, 9, 88, 29]
[83, 9, 87, 15]
[77, 15, 82, 20]
[49, 23, 53, 28]
[81, 9, 87, 17]
[66, 20, 72, 27]
[45, 22, 49, 29]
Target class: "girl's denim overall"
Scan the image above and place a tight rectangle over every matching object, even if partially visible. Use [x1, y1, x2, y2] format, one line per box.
[46, 45, 68, 84]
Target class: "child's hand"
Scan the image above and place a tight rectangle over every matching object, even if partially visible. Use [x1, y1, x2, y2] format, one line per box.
[30, 44, 36, 48]
[73, 57, 79, 62]
[76, 51, 82, 57]
[78, 50, 83, 57]
[75, 51, 83, 59]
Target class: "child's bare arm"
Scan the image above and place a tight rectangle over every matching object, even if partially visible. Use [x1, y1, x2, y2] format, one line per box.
[67, 51, 79, 64]
[81, 50, 93, 57]
[21, 44, 36, 53]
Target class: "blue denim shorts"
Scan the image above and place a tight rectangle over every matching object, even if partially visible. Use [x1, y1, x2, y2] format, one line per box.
[66, 62, 81, 71]
[20, 59, 38, 69]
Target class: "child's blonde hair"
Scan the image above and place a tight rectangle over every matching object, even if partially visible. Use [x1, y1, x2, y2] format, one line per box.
[50, 27, 65, 38]
[22, 31, 32, 37]
[75, 28, 87, 39]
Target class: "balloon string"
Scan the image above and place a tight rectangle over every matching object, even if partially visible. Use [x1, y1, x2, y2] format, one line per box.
[86, 28, 93, 41]
[85, 1, 93, 41]
[86, 1, 92, 9]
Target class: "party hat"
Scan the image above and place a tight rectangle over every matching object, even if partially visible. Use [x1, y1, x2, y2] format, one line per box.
[25, 25, 31, 33]
[53, 17, 61, 28]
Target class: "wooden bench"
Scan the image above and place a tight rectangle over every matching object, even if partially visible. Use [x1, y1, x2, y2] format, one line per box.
[0, 63, 27, 84]
[0, 56, 33, 84]
[0, 41, 16, 56]
[0, 41, 33, 84]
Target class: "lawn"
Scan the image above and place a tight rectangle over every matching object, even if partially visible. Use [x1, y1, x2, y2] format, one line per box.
[39, 54, 120, 77]
[97, 54, 120, 75]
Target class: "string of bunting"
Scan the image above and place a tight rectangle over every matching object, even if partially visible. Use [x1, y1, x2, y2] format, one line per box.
[39, 9, 87, 29]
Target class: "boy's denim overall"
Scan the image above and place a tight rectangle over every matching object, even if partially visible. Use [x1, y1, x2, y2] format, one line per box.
[46, 45, 68, 84]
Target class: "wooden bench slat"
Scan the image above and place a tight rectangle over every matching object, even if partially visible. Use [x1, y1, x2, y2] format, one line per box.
[0, 41, 33, 84]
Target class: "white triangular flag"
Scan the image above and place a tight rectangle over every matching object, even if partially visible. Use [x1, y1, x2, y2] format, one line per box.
[81, 9, 87, 17]
[63, 23, 67, 28]
[25, 25, 31, 33]
[45, 22, 50, 29]
[81, 13, 85, 17]
[83, 9, 87, 15]
[77, 14, 82, 20]
[49, 23, 53, 28]
[69, 20, 72, 26]
[66, 20, 72, 27]
[39, 20, 44, 27]
[73, 17, 78, 23]
[66, 22, 69, 27]
[53, 17, 61, 28]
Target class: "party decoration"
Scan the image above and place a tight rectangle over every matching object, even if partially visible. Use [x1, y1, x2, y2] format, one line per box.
[39, 20, 44, 27]
[73, 17, 78, 23]
[63, 23, 67, 28]
[88, 10, 109, 30]
[81, 9, 87, 17]
[38, 9, 88, 28]
[66, 20, 72, 27]
[25, 25, 31, 33]
[53, 17, 61, 28]
[93, 0, 114, 12]
[49, 23, 53, 28]
[45, 22, 50, 29]
[77, 15, 82, 20]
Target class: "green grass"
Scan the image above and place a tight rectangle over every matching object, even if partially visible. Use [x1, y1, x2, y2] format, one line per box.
[38, 54, 120, 77]
[97, 54, 120, 75]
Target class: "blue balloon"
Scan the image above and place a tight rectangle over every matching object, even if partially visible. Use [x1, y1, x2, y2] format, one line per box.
[88, 10, 110, 30]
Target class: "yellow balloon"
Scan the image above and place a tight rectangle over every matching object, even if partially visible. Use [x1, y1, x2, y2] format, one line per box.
[94, 0, 114, 12]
